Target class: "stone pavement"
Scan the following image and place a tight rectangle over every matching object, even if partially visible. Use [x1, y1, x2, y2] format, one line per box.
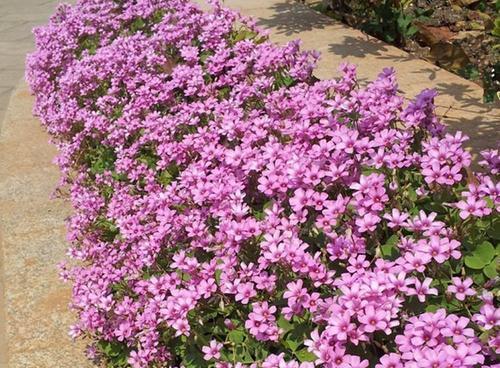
[0, 0, 68, 125]
[0, 83, 92, 368]
[0, 1, 88, 367]
[0, 0, 498, 367]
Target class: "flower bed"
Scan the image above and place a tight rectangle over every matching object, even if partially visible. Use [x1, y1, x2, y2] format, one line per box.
[26, 0, 499, 367]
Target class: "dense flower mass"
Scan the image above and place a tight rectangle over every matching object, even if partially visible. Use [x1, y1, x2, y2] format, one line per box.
[26, 0, 499, 367]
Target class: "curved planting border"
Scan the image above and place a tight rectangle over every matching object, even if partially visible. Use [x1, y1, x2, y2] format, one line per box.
[26, 0, 499, 367]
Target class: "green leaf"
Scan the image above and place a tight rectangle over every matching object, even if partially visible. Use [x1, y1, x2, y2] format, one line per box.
[130, 18, 146, 33]
[465, 241, 495, 269]
[253, 344, 269, 360]
[285, 320, 313, 354]
[487, 219, 500, 240]
[381, 234, 399, 259]
[277, 315, 293, 334]
[284, 335, 301, 352]
[295, 349, 316, 363]
[215, 269, 222, 285]
[97, 340, 130, 367]
[235, 345, 254, 363]
[406, 25, 418, 37]
[407, 187, 417, 202]
[95, 217, 119, 241]
[227, 329, 245, 344]
[76, 34, 100, 58]
[465, 255, 487, 269]
[157, 163, 180, 186]
[483, 257, 498, 279]
[474, 241, 495, 263]
[493, 17, 500, 37]
[469, 269, 486, 285]
[182, 344, 206, 368]
[84, 143, 116, 175]
[424, 201, 447, 214]
[425, 304, 440, 313]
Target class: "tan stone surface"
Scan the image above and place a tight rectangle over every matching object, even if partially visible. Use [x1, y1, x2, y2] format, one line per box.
[0, 0, 67, 124]
[0, 83, 91, 367]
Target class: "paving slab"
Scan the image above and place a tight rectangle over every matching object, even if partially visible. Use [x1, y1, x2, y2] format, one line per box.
[0, 83, 92, 368]
[0, 0, 64, 123]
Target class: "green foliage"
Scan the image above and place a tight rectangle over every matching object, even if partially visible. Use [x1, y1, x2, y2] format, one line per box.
[76, 34, 100, 58]
[380, 234, 399, 259]
[492, 17, 500, 37]
[182, 343, 206, 368]
[281, 316, 314, 360]
[94, 216, 120, 242]
[125, 10, 166, 36]
[228, 27, 267, 46]
[83, 142, 116, 176]
[295, 349, 316, 362]
[320, 0, 499, 103]
[273, 69, 296, 89]
[361, 1, 417, 45]
[464, 241, 495, 269]
[157, 163, 180, 186]
[130, 18, 146, 33]
[137, 145, 159, 169]
[481, 63, 500, 103]
[97, 340, 130, 367]
[483, 257, 498, 279]
[459, 64, 481, 81]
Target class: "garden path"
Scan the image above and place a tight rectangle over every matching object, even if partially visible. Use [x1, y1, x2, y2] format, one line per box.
[0, 1, 90, 367]
[0, 0, 498, 367]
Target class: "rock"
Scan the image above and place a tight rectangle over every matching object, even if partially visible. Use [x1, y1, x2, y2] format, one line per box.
[469, 21, 485, 30]
[451, 0, 480, 5]
[453, 20, 468, 31]
[451, 30, 482, 41]
[433, 7, 464, 26]
[430, 41, 471, 73]
[468, 11, 494, 30]
[415, 23, 456, 45]
[404, 39, 432, 60]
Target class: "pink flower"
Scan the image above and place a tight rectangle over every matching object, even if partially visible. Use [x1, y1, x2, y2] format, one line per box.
[473, 304, 500, 330]
[245, 301, 279, 341]
[235, 282, 257, 304]
[375, 353, 402, 368]
[422, 236, 449, 263]
[289, 188, 313, 212]
[355, 213, 381, 233]
[202, 340, 223, 361]
[358, 305, 388, 333]
[455, 197, 492, 219]
[26, 2, 499, 364]
[447, 277, 475, 301]
[442, 315, 474, 343]
[383, 208, 409, 228]
[407, 277, 438, 302]
[283, 280, 308, 305]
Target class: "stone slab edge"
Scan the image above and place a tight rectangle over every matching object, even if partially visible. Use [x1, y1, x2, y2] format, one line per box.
[0, 79, 92, 367]
[0, 77, 17, 368]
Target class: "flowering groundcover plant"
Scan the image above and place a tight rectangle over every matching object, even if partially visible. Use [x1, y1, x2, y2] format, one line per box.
[26, 0, 500, 367]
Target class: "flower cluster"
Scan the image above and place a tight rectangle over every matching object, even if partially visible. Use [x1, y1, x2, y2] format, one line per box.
[26, 0, 499, 367]
[246, 302, 279, 342]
